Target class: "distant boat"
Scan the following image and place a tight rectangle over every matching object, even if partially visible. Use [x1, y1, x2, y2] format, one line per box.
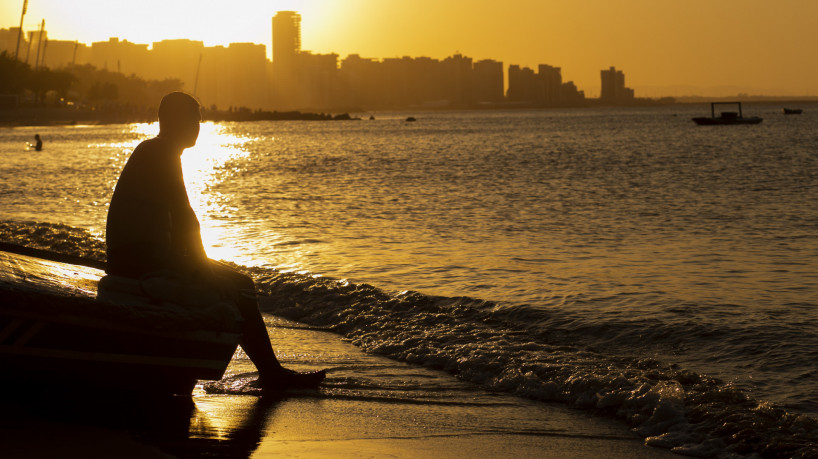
[405, 117, 417, 122]
[692, 102, 763, 125]
[782, 108, 803, 115]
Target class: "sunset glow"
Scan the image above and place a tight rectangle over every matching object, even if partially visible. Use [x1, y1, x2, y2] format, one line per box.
[2, 0, 817, 96]
[119, 122, 256, 264]
[181, 122, 255, 264]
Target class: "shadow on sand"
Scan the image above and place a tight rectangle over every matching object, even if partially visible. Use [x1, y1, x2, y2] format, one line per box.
[0, 389, 280, 458]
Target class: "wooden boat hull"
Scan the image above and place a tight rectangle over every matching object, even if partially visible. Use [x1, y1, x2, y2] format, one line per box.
[0, 247, 242, 397]
[692, 116, 763, 125]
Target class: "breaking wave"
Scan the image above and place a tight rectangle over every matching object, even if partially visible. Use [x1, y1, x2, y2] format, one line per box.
[3, 219, 817, 458]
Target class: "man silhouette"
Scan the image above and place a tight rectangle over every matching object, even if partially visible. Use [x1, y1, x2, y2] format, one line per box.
[106, 92, 324, 390]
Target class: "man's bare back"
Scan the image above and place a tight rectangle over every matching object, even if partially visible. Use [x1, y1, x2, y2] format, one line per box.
[106, 92, 325, 390]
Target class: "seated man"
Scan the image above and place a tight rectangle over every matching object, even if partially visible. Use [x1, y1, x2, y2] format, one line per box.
[106, 91, 324, 390]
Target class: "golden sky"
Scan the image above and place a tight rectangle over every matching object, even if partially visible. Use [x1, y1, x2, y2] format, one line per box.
[2, 0, 817, 97]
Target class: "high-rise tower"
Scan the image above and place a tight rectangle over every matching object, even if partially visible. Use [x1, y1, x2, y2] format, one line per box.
[600, 66, 634, 104]
[272, 11, 301, 73]
[271, 11, 303, 109]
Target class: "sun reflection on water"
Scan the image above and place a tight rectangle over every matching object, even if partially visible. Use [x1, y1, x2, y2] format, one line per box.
[128, 122, 159, 137]
[123, 122, 257, 264]
[183, 123, 257, 263]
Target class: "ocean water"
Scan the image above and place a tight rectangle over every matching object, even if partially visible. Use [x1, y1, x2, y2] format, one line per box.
[1, 105, 817, 456]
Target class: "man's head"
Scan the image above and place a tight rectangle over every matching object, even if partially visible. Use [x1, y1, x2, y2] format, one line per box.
[158, 92, 201, 148]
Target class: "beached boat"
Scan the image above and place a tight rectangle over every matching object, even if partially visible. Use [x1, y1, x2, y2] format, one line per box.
[0, 243, 242, 397]
[783, 108, 803, 115]
[692, 102, 763, 125]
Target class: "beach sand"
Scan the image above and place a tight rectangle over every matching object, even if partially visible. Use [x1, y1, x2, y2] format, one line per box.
[0, 250, 673, 457]
[0, 322, 674, 458]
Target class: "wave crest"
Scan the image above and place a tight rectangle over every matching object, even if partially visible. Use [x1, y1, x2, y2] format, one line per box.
[251, 267, 818, 457]
[4, 219, 817, 457]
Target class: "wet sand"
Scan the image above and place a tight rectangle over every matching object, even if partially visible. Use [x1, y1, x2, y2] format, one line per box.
[0, 250, 673, 457]
[0, 322, 674, 458]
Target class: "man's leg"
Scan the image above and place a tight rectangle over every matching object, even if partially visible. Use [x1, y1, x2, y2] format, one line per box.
[208, 261, 325, 388]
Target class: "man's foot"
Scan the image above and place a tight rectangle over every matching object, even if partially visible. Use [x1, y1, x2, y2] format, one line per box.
[259, 368, 326, 391]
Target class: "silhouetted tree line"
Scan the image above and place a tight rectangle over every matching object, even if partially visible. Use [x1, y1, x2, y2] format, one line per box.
[0, 51, 73, 103]
[0, 51, 182, 110]
[1, 52, 353, 124]
[203, 106, 359, 122]
[69, 64, 182, 108]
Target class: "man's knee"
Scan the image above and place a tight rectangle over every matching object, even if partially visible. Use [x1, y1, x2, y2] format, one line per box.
[209, 260, 255, 290]
[230, 272, 255, 292]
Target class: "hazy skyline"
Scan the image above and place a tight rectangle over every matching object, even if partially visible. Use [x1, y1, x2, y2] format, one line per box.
[2, 0, 817, 97]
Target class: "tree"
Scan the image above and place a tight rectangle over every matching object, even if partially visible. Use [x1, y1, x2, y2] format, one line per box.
[88, 81, 119, 101]
[70, 64, 183, 108]
[30, 68, 75, 99]
[0, 51, 31, 94]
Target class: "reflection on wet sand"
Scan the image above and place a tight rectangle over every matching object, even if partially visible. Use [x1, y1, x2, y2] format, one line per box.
[0, 391, 278, 458]
[185, 394, 278, 455]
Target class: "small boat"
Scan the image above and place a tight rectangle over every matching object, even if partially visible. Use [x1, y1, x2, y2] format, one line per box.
[783, 108, 803, 115]
[692, 102, 763, 125]
[405, 117, 417, 122]
[0, 242, 242, 397]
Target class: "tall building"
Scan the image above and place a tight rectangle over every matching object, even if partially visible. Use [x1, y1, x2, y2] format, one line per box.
[507, 65, 536, 103]
[473, 59, 504, 103]
[538, 64, 562, 105]
[197, 42, 270, 109]
[339, 54, 380, 108]
[442, 54, 473, 106]
[272, 11, 302, 108]
[88, 37, 149, 74]
[506, 63, 585, 106]
[42, 39, 85, 69]
[150, 39, 204, 89]
[298, 51, 339, 109]
[272, 11, 301, 74]
[0, 27, 23, 56]
[600, 66, 634, 104]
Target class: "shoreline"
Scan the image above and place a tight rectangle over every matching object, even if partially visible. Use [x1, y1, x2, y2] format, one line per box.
[3, 98, 816, 127]
[0, 318, 679, 459]
[0, 247, 675, 458]
[0, 107, 361, 127]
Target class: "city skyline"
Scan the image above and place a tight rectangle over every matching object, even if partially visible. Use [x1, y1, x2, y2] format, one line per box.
[0, 9, 609, 109]
[2, 1, 818, 98]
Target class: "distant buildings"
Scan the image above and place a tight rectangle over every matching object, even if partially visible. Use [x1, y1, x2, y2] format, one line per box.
[0, 26, 53, 69]
[268, 10, 513, 110]
[0, 14, 645, 111]
[472, 59, 504, 103]
[271, 11, 301, 108]
[327, 53, 506, 110]
[0, 29, 274, 110]
[272, 11, 301, 73]
[198, 42, 270, 109]
[507, 64, 585, 106]
[600, 66, 634, 104]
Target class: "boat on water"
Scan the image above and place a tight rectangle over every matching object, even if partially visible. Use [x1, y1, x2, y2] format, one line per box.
[692, 102, 763, 125]
[783, 108, 803, 115]
[0, 242, 242, 397]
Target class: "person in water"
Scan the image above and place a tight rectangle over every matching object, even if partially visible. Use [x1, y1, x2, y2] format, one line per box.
[106, 92, 325, 390]
[34, 134, 42, 151]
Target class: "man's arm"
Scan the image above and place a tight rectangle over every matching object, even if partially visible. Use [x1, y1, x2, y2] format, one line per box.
[165, 159, 210, 267]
